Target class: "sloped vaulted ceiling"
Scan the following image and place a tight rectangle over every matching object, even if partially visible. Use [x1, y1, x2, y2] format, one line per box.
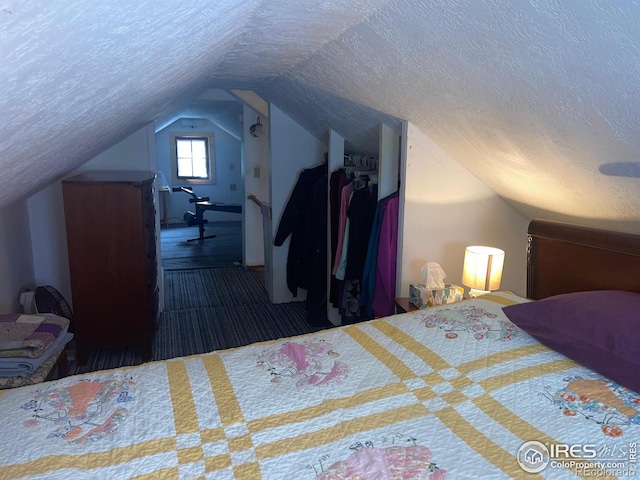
[1, 0, 640, 233]
[0, 0, 386, 206]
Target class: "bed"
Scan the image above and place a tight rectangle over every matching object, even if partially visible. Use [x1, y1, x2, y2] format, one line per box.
[0, 219, 638, 479]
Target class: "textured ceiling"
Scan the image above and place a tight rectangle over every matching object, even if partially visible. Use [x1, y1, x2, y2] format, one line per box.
[2, 0, 640, 232]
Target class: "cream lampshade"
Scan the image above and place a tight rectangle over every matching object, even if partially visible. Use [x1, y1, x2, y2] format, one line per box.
[461, 246, 505, 297]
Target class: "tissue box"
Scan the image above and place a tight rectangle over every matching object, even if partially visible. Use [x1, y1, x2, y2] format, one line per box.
[409, 283, 464, 309]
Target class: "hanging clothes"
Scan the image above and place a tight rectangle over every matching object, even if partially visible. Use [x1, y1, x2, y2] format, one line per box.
[371, 194, 400, 317]
[329, 169, 348, 263]
[344, 182, 377, 282]
[274, 164, 329, 327]
[340, 180, 377, 324]
[360, 191, 398, 317]
[274, 164, 326, 298]
[332, 183, 354, 276]
[329, 169, 349, 309]
[305, 173, 329, 326]
[335, 201, 352, 282]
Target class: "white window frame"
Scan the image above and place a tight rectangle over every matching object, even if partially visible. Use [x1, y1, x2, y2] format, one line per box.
[169, 131, 215, 185]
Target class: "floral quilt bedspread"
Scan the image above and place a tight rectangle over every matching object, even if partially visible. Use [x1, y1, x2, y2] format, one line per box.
[0, 292, 637, 479]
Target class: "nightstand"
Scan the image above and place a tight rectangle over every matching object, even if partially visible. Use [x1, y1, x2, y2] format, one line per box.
[395, 292, 467, 314]
[395, 297, 419, 314]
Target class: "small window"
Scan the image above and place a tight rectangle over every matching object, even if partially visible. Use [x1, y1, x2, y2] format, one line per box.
[176, 137, 209, 179]
[170, 131, 215, 185]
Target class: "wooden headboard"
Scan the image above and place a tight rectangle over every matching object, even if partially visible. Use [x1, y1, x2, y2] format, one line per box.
[526, 219, 640, 299]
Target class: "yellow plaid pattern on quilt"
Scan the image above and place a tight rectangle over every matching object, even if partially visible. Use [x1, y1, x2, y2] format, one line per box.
[0, 292, 637, 479]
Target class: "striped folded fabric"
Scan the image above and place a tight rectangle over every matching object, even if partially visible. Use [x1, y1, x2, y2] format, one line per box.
[0, 314, 69, 359]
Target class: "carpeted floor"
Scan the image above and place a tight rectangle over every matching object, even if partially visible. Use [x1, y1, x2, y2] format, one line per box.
[160, 221, 242, 270]
[163, 266, 269, 309]
[156, 267, 326, 357]
[67, 255, 331, 375]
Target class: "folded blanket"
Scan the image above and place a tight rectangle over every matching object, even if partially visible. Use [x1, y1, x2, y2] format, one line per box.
[0, 343, 66, 389]
[0, 332, 73, 377]
[0, 314, 69, 359]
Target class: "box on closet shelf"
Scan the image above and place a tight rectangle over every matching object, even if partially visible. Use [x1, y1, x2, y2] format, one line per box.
[409, 283, 464, 309]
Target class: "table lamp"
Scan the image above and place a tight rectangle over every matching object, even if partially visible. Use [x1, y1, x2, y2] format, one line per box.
[461, 246, 505, 297]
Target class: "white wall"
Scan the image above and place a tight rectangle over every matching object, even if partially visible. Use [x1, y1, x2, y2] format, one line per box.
[269, 104, 326, 303]
[27, 182, 72, 305]
[27, 124, 158, 309]
[0, 200, 35, 312]
[399, 123, 528, 297]
[155, 119, 243, 224]
[75, 125, 156, 173]
[242, 105, 270, 267]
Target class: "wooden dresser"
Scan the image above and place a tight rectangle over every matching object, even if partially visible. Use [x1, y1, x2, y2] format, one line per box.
[62, 171, 158, 364]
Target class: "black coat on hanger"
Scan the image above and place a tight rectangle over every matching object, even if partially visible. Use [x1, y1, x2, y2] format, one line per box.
[274, 164, 327, 298]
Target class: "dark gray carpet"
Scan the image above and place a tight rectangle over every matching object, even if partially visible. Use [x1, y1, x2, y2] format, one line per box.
[67, 267, 330, 375]
[160, 221, 242, 270]
[164, 267, 269, 310]
[155, 302, 316, 359]
[160, 267, 329, 355]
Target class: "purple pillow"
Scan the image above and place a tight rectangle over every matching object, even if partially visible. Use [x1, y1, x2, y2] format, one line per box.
[502, 290, 640, 393]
